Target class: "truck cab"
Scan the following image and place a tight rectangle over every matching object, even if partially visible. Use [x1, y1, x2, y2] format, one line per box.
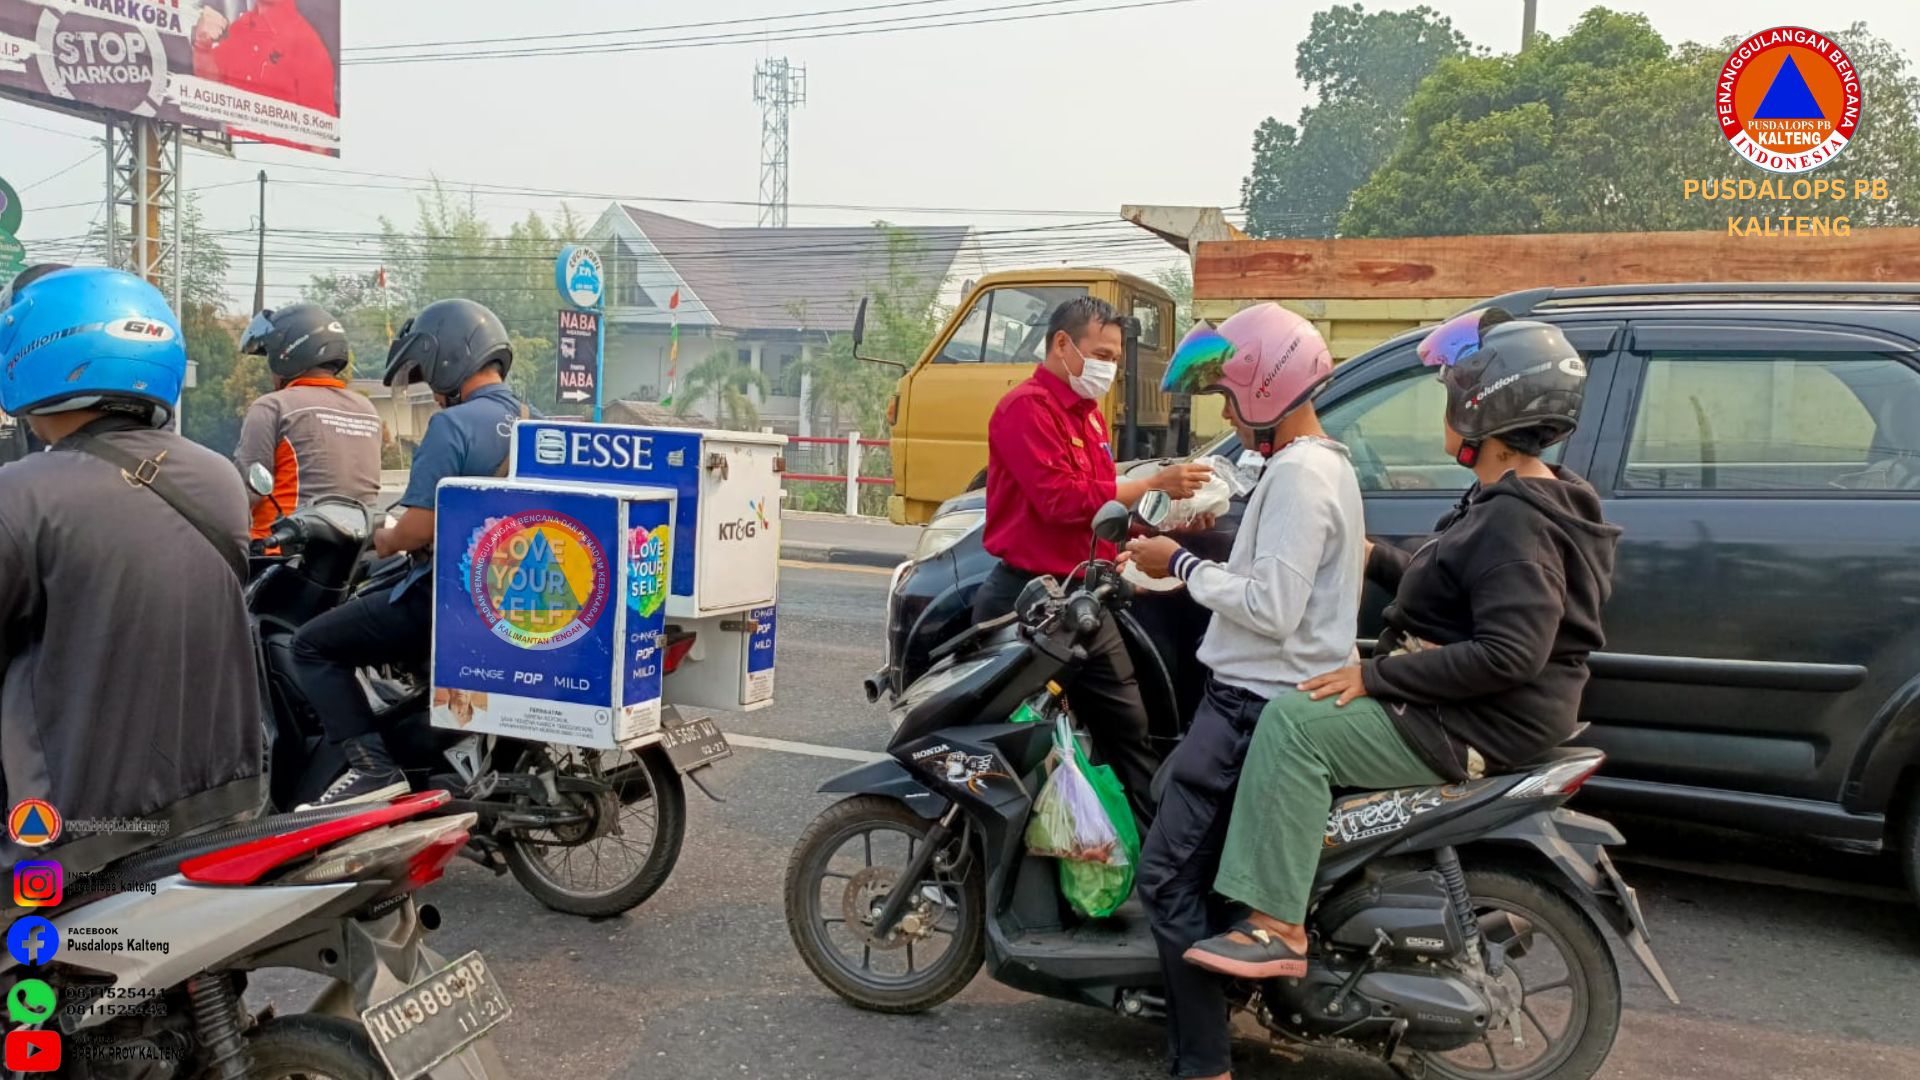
[878, 269, 1175, 525]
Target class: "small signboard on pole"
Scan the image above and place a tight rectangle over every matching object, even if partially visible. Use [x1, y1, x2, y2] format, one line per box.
[555, 244, 606, 421]
[557, 309, 600, 412]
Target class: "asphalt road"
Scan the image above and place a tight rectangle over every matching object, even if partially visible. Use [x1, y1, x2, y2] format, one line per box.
[280, 565, 1920, 1079]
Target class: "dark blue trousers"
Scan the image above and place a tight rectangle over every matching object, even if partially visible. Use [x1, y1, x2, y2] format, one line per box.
[1137, 677, 1269, 1077]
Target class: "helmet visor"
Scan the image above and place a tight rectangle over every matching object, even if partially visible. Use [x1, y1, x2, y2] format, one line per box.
[1419, 307, 1516, 372]
[239, 310, 275, 356]
[382, 319, 435, 387]
[1162, 322, 1235, 395]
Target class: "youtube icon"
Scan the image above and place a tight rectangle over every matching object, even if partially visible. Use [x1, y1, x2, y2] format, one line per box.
[5, 1029, 60, 1072]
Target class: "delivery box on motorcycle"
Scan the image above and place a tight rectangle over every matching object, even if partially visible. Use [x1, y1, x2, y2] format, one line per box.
[431, 479, 676, 749]
[496, 420, 786, 713]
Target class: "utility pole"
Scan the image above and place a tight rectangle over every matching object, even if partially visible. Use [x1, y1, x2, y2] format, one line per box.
[253, 170, 267, 314]
[105, 116, 185, 427]
[1521, 0, 1538, 52]
[753, 58, 806, 228]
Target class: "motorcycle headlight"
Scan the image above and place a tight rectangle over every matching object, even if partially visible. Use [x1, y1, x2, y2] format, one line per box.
[915, 509, 984, 562]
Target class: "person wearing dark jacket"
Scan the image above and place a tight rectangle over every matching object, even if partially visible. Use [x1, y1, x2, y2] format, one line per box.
[1182, 309, 1622, 985]
[0, 265, 263, 873]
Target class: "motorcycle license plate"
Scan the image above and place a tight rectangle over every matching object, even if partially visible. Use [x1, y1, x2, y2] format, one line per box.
[360, 951, 511, 1080]
[661, 714, 732, 773]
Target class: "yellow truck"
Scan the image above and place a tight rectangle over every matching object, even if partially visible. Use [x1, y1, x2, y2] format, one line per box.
[857, 269, 1178, 526]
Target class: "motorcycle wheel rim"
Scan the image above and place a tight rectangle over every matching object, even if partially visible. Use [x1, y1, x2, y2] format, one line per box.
[800, 817, 971, 992]
[1423, 893, 1591, 1080]
[510, 746, 662, 900]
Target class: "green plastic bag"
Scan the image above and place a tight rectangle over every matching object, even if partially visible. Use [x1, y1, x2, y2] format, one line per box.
[1024, 716, 1141, 918]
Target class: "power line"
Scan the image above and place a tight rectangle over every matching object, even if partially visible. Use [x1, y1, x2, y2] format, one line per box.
[341, 0, 1200, 65]
[17, 150, 100, 193]
[342, 0, 988, 54]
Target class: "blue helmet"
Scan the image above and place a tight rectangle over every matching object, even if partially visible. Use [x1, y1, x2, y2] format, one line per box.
[0, 266, 187, 428]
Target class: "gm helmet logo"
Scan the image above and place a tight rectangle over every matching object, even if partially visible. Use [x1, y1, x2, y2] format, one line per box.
[534, 428, 567, 465]
[103, 318, 175, 343]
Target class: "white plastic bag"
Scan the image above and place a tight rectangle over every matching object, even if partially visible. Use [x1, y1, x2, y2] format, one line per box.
[1025, 717, 1124, 865]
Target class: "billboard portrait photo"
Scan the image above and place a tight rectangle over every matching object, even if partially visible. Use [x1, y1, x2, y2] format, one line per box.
[0, 0, 340, 155]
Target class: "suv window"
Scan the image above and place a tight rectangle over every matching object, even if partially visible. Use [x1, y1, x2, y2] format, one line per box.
[1321, 360, 1570, 494]
[934, 285, 1089, 365]
[1622, 353, 1920, 493]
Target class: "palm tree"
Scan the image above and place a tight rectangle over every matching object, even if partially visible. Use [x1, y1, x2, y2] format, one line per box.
[673, 347, 771, 431]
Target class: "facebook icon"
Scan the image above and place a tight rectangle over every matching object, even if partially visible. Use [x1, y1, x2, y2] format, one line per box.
[6, 916, 59, 966]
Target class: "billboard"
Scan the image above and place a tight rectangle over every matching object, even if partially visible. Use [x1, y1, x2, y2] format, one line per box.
[0, 1, 340, 156]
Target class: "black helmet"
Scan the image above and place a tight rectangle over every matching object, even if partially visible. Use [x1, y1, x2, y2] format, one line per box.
[378, 295, 514, 401]
[383, 299, 514, 401]
[241, 303, 350, 379]
[1419, 308, 1586, 461]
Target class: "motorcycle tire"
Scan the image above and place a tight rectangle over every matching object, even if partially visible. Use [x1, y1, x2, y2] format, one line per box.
[502, 745, 687, 918]
[232, 1014, 386, 1080]
[1419, 870, 1622, 1080]
[785, 796, 985, 1014]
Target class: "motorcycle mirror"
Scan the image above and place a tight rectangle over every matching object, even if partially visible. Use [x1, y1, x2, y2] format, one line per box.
[1091, 501, 1131, 545]
[246, 462, 274, 498]
[1136, 489, 1172, 529]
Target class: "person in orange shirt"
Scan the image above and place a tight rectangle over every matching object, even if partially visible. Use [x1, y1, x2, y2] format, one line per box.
[235, 304, 381, 539]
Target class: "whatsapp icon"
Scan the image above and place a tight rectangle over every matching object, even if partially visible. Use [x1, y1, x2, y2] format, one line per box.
[7, 978, 55, 1023]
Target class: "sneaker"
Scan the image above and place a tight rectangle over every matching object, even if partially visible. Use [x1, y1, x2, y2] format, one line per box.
[297, 737, 409, 811]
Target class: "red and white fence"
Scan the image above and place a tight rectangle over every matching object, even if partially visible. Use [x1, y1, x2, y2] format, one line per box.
[784, 432, 893, 514]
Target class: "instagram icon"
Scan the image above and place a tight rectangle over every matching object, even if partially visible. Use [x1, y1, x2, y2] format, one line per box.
[12, 862, 62, 908]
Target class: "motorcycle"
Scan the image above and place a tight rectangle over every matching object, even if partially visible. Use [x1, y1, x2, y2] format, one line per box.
[787, 501, 1675, 1080]
[245, 475, 727, 918]
[6, 793, 507, 1079]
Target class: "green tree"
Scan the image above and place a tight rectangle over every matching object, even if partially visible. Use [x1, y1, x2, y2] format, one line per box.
[673, 347, 770, 430]
[308, 183, 582, 416]
[1154, 265, 1194, 340]
[1241, 4, 1473, 237]
[793, 224, 947, 438]
[1341, 12, 1920, 235]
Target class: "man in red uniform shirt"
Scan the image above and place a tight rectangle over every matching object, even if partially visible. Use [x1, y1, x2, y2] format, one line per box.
[193, 0, 338, 151]
[975, 296, 1211, 824]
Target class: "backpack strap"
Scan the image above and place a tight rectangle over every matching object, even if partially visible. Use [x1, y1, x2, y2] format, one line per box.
[63, 433, 248, 582]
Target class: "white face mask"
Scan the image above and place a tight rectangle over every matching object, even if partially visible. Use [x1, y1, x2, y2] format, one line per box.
[1068, 343, 1117, 400]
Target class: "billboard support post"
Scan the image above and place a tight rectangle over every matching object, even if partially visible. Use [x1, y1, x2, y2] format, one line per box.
[107, 117, 180, 293]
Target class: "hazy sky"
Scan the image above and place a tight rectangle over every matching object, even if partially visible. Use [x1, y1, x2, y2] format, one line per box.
[4, 0, 1916, 306]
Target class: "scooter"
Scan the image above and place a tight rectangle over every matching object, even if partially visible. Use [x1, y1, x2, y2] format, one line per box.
[5, 793, 507, 1079]
[244, 473, 727, 918]
[786, 502, 1675, 1080]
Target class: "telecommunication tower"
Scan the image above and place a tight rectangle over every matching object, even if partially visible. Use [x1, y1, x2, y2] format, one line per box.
[753, 58, 807, 228]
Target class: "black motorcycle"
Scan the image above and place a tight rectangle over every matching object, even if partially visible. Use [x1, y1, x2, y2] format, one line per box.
[246, 485, 725, 917]
[787, 502, 1674, 1080]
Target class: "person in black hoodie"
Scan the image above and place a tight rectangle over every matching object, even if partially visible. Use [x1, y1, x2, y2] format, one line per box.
[1180, 309, 1622, 988]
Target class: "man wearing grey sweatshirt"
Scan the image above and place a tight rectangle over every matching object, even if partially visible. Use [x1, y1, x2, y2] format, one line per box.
[1121, 303, 1364, 1080]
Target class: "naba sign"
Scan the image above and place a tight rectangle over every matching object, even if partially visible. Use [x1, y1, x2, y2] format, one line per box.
[555, 245, 604, 310]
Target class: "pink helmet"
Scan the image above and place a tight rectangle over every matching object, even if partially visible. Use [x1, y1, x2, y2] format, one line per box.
[1163, 303, 1333, 432]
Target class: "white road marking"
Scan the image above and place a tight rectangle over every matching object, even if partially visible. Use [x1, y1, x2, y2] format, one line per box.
[779, 559, 895, 576]
[725, 733, 888, 763]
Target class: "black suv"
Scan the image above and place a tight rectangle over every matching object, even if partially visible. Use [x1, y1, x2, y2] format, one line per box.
[878, 283, 1920, 897]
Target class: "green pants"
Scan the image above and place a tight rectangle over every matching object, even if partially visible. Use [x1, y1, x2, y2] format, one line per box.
[1214, 692, 1444, 923]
